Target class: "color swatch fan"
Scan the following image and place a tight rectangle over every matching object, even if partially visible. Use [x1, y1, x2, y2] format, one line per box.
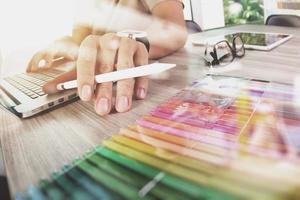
[18, 75, 300, 200]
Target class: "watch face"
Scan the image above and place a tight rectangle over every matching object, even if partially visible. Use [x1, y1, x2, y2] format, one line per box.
[117, 30, 147, 38]
[122, 30, 142, 34]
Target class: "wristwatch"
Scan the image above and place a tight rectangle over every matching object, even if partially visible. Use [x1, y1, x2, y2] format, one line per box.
[117, 30, 150, 52]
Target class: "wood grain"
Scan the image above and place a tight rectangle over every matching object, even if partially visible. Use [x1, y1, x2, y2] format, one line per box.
[1, 25, 300, 197]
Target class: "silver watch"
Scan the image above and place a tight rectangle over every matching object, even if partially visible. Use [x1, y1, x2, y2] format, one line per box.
[117, 30, 150, 52]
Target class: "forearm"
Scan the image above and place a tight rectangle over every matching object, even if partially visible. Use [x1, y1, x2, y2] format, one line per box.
[71, 25, 92, 44]
[148, 29, 187, 59]
[147, 0, 188, 59]
[51, 25, 92, 46]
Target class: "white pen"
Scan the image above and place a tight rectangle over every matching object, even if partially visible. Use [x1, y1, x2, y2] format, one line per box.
[56, 63, 176, 91]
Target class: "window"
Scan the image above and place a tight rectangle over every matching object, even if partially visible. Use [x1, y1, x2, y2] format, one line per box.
[224, 0, 264, 25]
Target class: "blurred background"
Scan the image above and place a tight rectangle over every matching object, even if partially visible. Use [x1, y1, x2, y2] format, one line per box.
[0, 0, 299, 75]
[0, 0, 74, 70]
[223, 0, 264, 25]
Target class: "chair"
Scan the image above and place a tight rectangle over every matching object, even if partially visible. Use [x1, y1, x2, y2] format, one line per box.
[185, 20, 202, 33]
[0, 176, 10, 200]
[185, 0, 202, 33]
[266, 14, 300, 27]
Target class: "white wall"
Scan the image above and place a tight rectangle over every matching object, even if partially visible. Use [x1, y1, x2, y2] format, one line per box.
[184, 0, 225, 30]
[0, 0, 74, 58]
[0, 0, 74, 75]
[183, 0, 193, 20]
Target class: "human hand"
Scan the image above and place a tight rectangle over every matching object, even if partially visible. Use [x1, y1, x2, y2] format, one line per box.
[26, 37, 79, 72]
[43, 33, 149, 115]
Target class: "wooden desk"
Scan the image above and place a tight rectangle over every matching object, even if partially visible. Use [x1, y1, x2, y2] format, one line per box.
[1, 25, 300, 197]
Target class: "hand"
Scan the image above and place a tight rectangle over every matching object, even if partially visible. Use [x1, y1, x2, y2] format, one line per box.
[43, 33, 149, 115]
[27, 37, 79, 72]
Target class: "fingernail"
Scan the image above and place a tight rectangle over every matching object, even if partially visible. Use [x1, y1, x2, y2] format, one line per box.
[117, 96, 129, 112]
[81, 85, 92, 101]
[137, 88, 146, 99]
[96, 98, 109, 115]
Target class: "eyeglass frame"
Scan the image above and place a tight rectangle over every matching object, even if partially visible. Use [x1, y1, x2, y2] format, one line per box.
[203, 35, 245, 67]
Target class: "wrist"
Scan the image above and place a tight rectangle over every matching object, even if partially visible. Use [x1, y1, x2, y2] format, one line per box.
[117, 30, 150, 52]
[135, 37, 150, 53]
[48, 36, 79, 59]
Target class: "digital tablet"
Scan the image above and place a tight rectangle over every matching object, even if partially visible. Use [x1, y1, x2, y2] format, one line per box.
[192, 32, 293, 51]
[225, 32, 293, 51]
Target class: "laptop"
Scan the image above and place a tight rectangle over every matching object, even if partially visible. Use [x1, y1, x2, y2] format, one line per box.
[0, 58, 176, 118]
[0, 60, 78, 118]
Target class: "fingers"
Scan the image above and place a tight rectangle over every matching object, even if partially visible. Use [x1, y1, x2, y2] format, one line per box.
[76, 35, 99, 101]
[42, 69, 77, 94]
[134, 43, 149, 99]
[27, 51, 54, 73]
[94, 34, 119, 115]
[27, 39, 79, 73]
[40, 34, 149, 116]
[94, 83, 112, 115]
[115, 37, 138, 113]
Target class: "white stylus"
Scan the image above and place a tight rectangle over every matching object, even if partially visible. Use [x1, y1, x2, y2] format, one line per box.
[56, 63, 176, 91]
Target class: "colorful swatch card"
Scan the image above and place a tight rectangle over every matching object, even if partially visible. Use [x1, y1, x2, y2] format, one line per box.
[19, 75, 300, 200]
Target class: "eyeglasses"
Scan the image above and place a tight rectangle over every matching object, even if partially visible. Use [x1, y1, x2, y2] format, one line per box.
[203, 35, 245, 67]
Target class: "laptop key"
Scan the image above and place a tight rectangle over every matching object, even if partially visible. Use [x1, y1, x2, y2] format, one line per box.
[32, 87, 41, 92]
[37, 92, 46, 96]
[37, 83, 45, 87]
[5, 69, 63, 99]
[30, 94, 39, 99]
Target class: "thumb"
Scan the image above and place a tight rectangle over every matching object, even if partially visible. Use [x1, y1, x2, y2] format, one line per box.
[43, 69, 77, 94]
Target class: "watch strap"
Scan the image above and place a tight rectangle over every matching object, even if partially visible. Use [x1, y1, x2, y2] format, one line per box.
[136, 37, 150, 53]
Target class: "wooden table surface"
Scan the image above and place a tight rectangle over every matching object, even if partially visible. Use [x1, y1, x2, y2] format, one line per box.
[1, 24, 300, 197]
[0, 146, 5, 176]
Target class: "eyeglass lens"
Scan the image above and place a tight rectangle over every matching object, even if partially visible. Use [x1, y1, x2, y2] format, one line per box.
[215, 41, 233, 66]
[233, 36, 245, 57]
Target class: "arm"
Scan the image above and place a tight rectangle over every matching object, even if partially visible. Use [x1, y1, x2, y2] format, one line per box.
[42, 0, 187, 116]
[71, 25, 93, 45]
[147, 1, 188, 59]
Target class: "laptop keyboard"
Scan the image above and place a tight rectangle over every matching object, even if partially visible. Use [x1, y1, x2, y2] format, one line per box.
[4, 69, 63, 99]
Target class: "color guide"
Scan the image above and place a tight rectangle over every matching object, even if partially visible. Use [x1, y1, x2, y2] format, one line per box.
[18, 75, 300, 200]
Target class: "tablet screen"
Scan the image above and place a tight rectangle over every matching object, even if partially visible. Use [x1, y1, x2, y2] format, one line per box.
[225, 32, 290, 47]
